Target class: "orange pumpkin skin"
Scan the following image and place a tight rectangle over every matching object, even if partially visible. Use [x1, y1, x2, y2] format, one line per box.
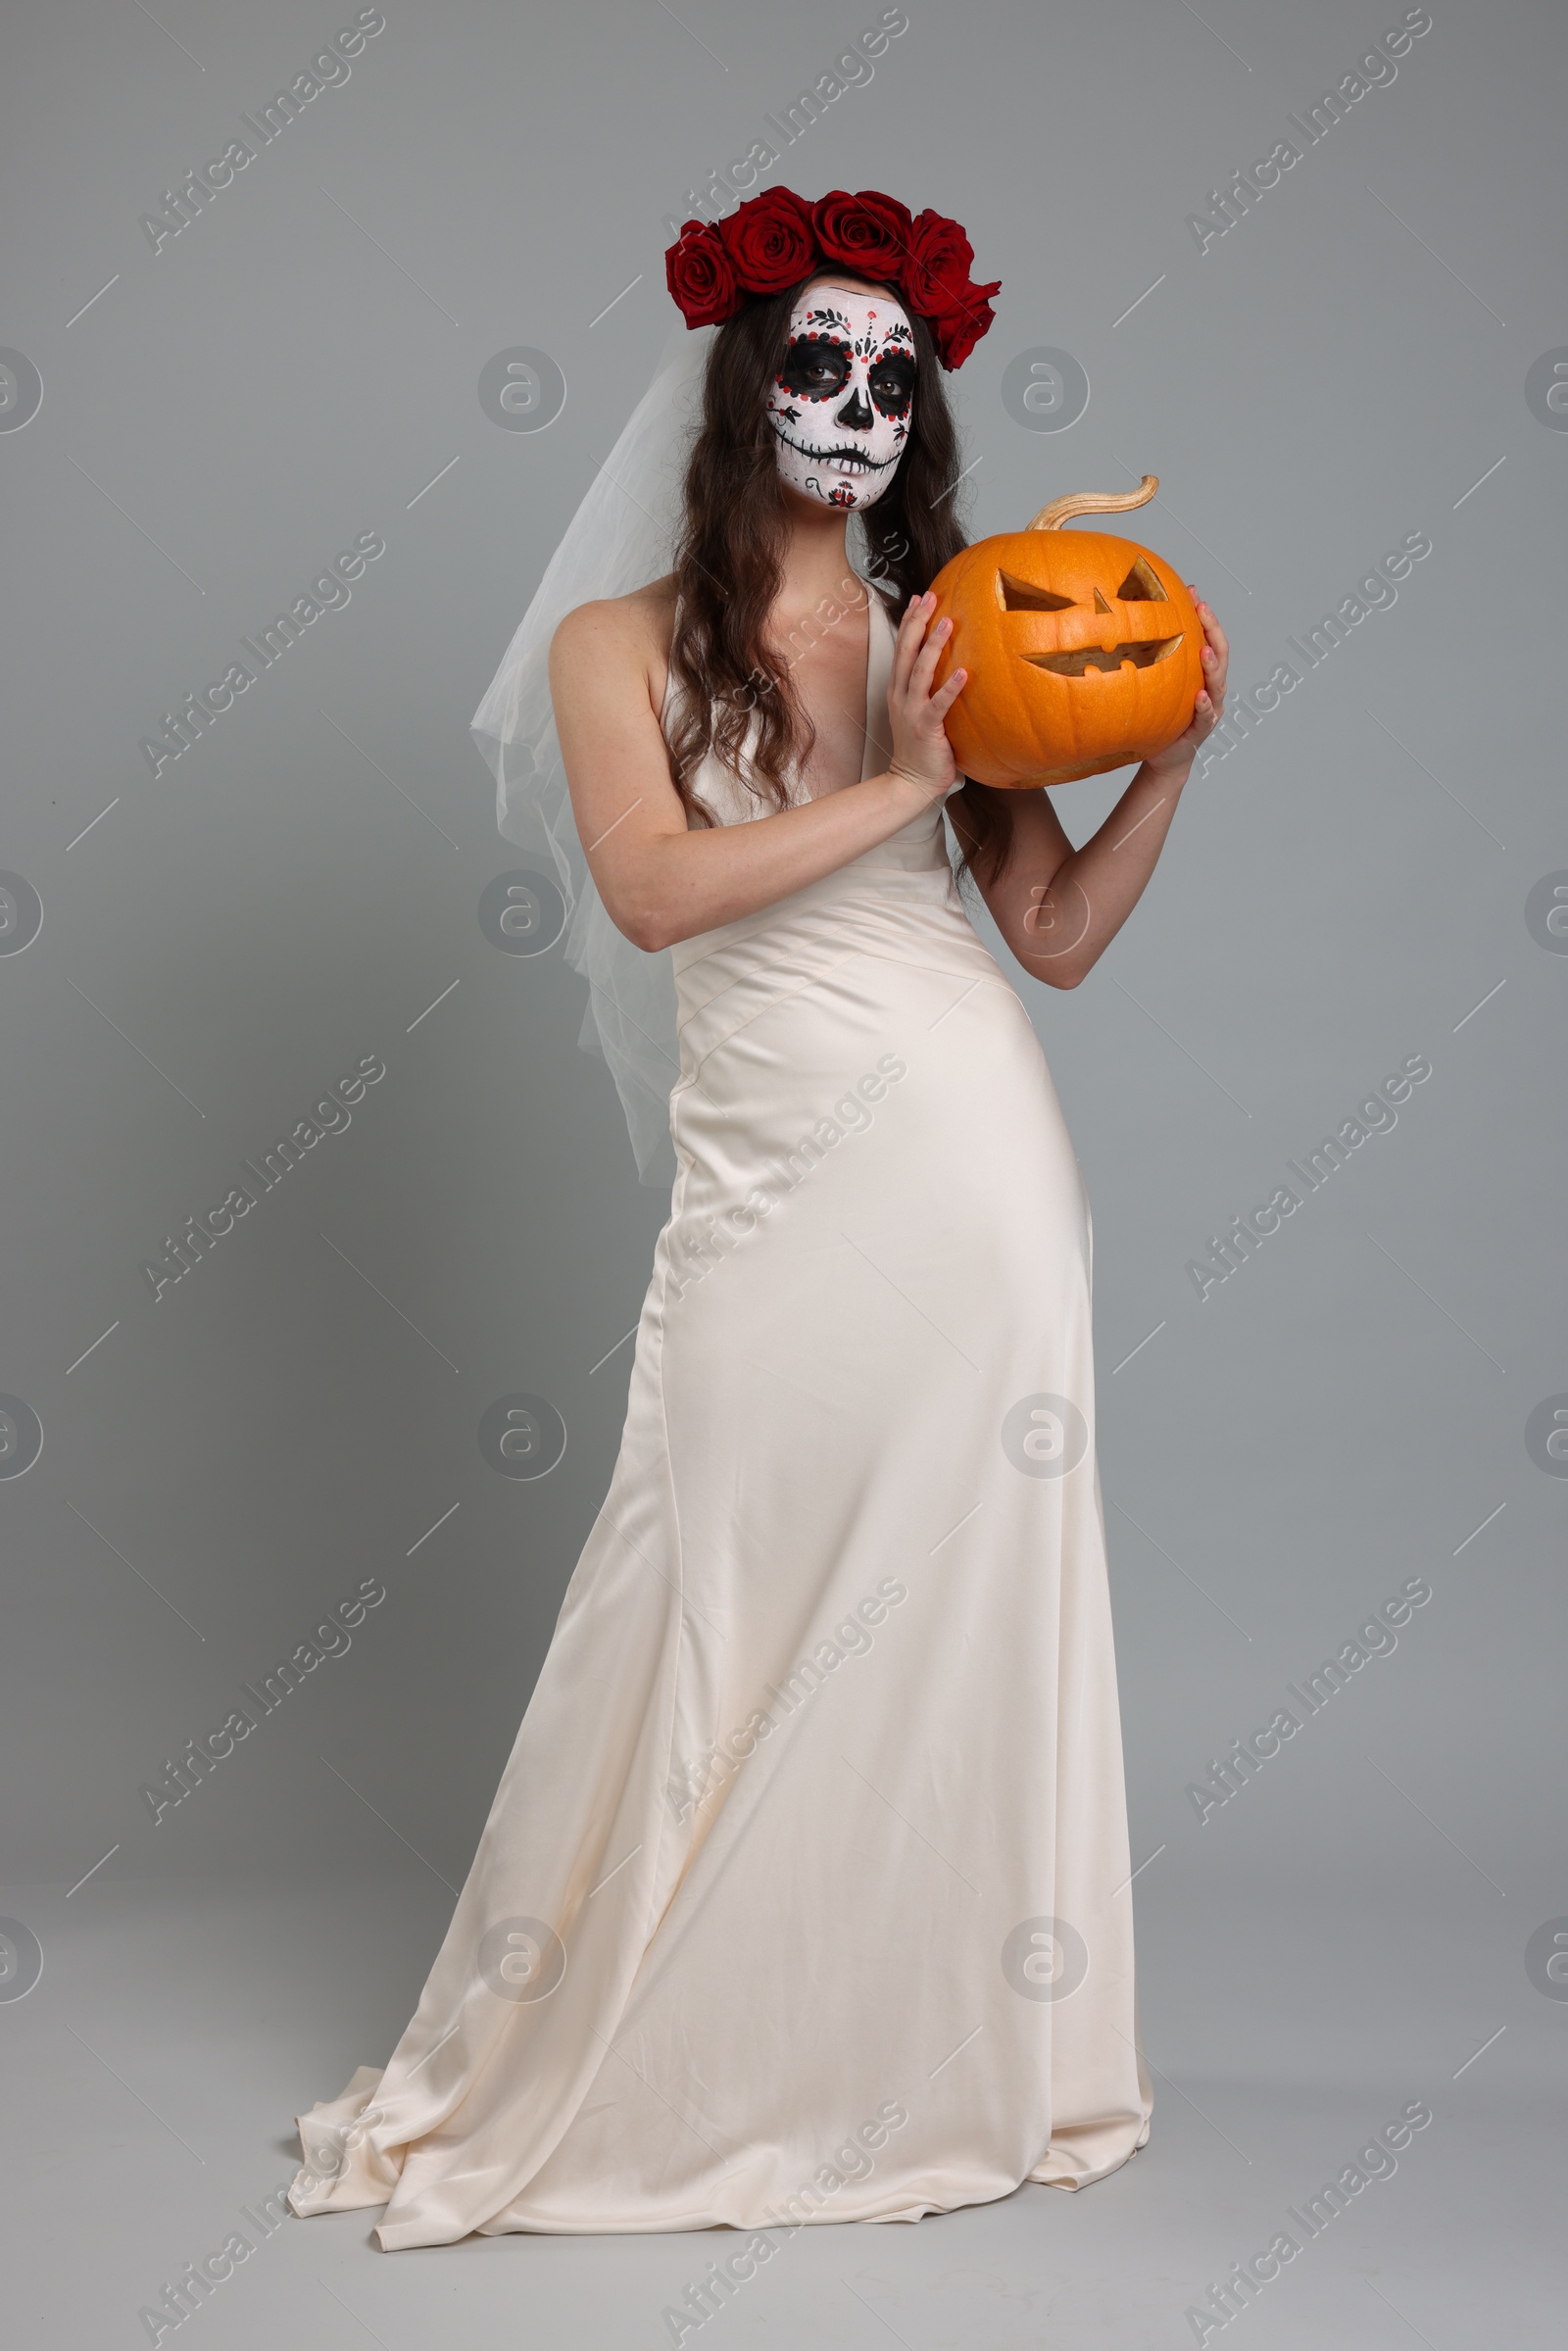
[929, 526, 1203, 789]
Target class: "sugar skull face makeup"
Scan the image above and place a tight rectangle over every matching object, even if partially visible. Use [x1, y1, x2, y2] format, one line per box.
[767, 286, 916, 512]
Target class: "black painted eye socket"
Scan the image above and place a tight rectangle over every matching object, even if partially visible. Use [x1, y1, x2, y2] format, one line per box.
[868, 354, 916, 417]
[780, 335, 851, 400]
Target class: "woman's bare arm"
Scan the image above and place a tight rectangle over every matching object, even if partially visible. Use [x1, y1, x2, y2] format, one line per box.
[549, 590, 965, 953]
[953, 594, 1229, 990]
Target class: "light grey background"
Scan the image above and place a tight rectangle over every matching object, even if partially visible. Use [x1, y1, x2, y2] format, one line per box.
[1, 1, 1563, 2344]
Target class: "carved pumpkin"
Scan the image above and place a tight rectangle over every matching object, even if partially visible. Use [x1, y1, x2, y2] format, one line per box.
[929, 476, 1203, 788]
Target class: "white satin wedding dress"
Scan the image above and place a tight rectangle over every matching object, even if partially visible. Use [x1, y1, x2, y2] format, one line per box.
[289, 590, 1152, 2247]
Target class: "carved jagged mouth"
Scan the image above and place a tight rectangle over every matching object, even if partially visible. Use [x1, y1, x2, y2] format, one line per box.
[1023, 634, 1184, 676]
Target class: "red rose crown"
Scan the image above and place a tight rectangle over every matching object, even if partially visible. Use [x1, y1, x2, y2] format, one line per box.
[664, 186, 1000, 370]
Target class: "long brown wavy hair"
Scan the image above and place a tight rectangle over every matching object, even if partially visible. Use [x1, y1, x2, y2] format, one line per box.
[663, 277, 1012, 885]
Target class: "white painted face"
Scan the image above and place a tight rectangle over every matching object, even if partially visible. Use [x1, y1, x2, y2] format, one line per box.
[767, 284, 916, 512]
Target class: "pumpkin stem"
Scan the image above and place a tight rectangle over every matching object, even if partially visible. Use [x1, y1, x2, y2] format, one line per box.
[1028, 475, 1158, 531]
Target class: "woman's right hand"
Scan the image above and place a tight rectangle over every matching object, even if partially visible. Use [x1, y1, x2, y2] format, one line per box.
[885, 591, 967, 805]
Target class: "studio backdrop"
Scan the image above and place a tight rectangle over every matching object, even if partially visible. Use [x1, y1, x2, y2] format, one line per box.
[1, 3, 1562, 2347]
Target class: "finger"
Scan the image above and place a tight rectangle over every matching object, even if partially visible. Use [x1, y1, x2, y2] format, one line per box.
[929, 665, 967, 715]
[890, 594, 923, 667]
[896, 591, 936, 646]
[909, 612, 954, 696]
[888, 597, 921, 693]
[890, 593, 935, 696]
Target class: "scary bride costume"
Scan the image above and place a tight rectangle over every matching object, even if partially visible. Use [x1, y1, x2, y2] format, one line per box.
[288, 186, 1152, 2254]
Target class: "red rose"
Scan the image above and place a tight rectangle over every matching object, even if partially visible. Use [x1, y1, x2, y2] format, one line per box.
[664, 220, 738, 328]
[716, 187, 817, 294]
[811, 188, 914, 282]
[901, 212, 1001, 367]
[929, 284, 1000, 370]
[903, 209, 978, 316]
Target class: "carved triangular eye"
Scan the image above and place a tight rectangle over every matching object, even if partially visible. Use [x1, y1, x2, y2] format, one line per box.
[998, 569, 1076, 612]
[1115, 559, 1167, 602]
[1094, 588, 1111, 614]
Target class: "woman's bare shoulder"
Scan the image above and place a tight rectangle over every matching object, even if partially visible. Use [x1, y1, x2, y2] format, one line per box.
[550, 575, 676, 677]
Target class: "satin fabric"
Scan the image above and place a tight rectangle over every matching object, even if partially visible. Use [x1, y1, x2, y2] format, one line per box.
[289, 591, 1152, 2246]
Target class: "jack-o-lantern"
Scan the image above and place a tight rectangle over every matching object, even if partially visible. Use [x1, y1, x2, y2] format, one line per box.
[929, 476, 1203, 788]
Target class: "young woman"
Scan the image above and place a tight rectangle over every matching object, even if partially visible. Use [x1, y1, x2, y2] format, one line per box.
[289, 187, 1227, 2251]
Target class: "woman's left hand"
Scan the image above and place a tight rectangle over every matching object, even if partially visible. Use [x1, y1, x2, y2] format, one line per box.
[1146, 590, 1228, 775]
